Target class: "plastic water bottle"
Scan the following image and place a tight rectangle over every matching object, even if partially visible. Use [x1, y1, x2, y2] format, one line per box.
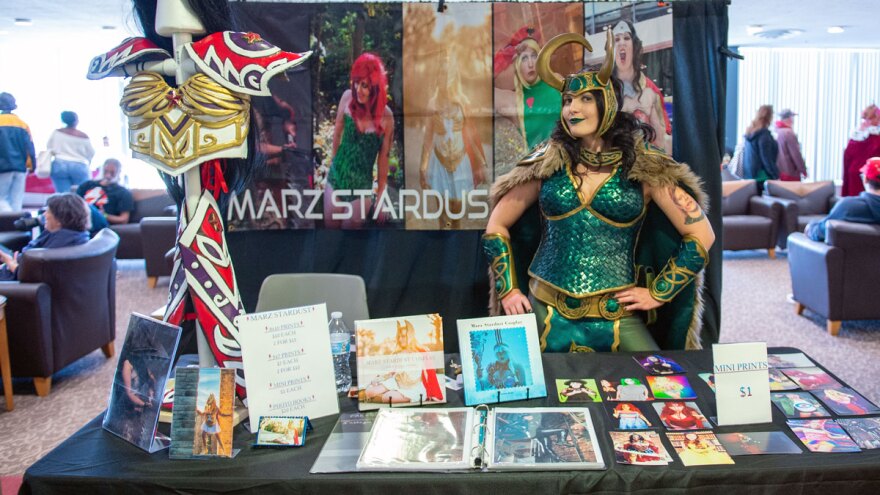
[328, 312, 352, 394]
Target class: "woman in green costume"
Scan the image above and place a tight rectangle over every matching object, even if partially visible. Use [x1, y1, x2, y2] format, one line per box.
[483, 31, 715, 353]
[324, 53, 394, 229]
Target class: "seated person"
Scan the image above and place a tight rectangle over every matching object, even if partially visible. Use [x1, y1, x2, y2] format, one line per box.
[0, 193, 91, 280]
[805, 157, 880, 241]
[77, 158, 134, 225]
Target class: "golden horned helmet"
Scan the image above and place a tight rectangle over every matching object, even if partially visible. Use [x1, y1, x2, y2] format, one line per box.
[536, 29, 617, 137]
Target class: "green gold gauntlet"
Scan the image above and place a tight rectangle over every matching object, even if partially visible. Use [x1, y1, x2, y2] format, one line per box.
[482, 233, 518, 299]
[649, 235, 708, 303]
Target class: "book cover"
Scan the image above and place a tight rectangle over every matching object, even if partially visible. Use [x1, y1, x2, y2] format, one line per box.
[457, 314, 547, 406]
[356, 408, 473, 471]
[355, 314, 446, 411]
[102, 313, 181, 453]
[169, 368, 236, 459]
[236, 304, 340, 422]
[487, 408, 605, 470]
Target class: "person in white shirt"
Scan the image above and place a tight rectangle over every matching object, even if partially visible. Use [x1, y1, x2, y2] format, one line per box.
[46, 111, 94, 193]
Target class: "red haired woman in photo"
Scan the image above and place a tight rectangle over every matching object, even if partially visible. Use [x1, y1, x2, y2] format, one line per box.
[658, 401, 709, 430]
[324, 52, 395, 229]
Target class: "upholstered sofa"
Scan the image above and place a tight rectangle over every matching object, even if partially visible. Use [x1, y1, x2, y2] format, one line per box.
[111, 189, 177, 259]
[788, 221, 880, 336]
[721, 180, 784, 257]
[0, 212, 34, 252]
[764, 180, 837, 249]
[0, 228, 119, 395]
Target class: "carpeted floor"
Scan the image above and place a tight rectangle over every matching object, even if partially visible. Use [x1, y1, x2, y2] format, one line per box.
[0, 252, 878, 480]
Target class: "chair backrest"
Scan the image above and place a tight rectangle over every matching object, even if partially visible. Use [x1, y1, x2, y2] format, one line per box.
[255, 273, 370, 331]
[765, 180, 835, 215]
[130, 189, 176, 223]
[18, 228, 119, 369]
[720, 180, 757, 215]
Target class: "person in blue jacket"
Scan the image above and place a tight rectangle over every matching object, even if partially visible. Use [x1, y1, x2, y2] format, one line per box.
[806, 157, 880, 241]
[0, 193, 91, 280]
[742, 105, 779, 192]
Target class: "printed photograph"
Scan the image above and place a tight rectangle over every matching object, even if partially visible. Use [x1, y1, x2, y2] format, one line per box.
[356, 314, 445, 409]
[492, 2, 585, 177]
[767, 352, 816, 369]
[810, 387, 880, 416]
[653, 401, 711, 431]
[607, 402, 654, 430]
[358, 409, 469, 467]
[781, 367, 842, 391]
[768, 368, 799, 391]
[584, 1, 673, 153]
[469, 326, 533, 392]
[633, 354, 685, 375]
[698, 373, 715, 393]
[787, 419, 861, 453]
[312, 4, 405, 229]
[600, 378, 652, 401]
[609, 430, 671, 465]
[646, 375, 697, 400]
[402, 2, 493, 230]
[716, 431, 802, 456]
[838, 418, 880, 450]
[556, 378, 601, 403]
[770, 391, 832, 419]
[192, 368, 234, 457]
[492, 411, 598, 465]
[666, 431, 735, 466]
[256, 416, 308, 446]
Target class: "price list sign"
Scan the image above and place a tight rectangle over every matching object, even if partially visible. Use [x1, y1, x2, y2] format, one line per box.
[712, 342, 772, 426]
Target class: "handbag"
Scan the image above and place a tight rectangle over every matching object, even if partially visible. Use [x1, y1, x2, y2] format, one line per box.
[35, 151, 53, 179]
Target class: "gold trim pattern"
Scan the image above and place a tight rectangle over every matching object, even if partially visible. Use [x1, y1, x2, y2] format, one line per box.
[482, 233, 518, 299]
[649, 235, 709, 303]
[540, 305, 554, 352]
[530, 278, 632, 321]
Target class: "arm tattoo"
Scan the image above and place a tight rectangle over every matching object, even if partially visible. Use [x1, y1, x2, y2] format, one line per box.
[668, 187, 705, 225]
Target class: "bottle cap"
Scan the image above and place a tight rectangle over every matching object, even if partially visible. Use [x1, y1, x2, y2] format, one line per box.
[331, 311, 343, 319]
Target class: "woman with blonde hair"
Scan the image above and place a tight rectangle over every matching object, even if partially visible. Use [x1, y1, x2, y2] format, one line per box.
[742, 104, 778, 191]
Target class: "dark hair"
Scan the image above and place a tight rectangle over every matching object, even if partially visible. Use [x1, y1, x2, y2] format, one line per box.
[0, 92, 16, 113]
[867, 178, 880, 190]
[131, 0, 264, 210]
[46, 193, 91, 232]
[61, 111, 78, 127]
[612, 20, 645, 97]
[103, 158, 122, 171]
[551, 74, 655, 183]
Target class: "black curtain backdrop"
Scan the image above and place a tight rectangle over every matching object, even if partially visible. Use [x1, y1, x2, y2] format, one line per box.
[672, 0, 727, 346]
[227, 1, 727, 351]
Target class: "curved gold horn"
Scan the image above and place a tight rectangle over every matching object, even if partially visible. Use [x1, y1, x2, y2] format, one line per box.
[536, 33, 593, 91]
[597, 29, 614, 86]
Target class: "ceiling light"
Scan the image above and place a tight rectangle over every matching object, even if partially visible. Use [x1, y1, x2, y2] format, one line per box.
[14, 18, 32, 26]
[102, 25, 116, 30]
[827, 26, 845, 34]
[746, 25, 763, 36]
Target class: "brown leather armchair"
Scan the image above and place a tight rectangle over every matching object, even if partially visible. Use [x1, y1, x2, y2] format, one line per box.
[764, 180, 837, 249]
[788, 221, 880, 336]
[141, 216, 178, 288]
[110, 190, 176, 259]
[721, 179, 784, 257]
[0, 228, 119, 395]
[0, 212, 35, 253]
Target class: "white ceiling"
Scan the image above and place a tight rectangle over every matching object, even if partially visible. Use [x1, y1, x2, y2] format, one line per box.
[1, 0, 879, 48]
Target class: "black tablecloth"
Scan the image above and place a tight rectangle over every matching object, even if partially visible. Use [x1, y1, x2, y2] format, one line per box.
[22, 347, 880, 494]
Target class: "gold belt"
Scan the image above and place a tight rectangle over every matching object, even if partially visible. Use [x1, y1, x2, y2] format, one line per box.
[529, 278, 632, 320]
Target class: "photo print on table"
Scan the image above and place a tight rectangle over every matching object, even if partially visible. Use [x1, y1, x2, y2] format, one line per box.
[787, 419, 861, 453]
[600, 378, 652, 402]
[609, 430, 672, 466]
[716, 431, 802, 456]
[653, 401, 712, 430]
[767, 352, 816, 369]
[255, 416, 310, 447]
[633, 354, 685, 375]
[768, 369, 799, 391]
[770, 391, 832, 419]
[665, 431, 735, 466]
[810, 387, 880, 416]
[169, 367, 236, 459]
[556, 379, 602, 403]
[606, 402, 655, 430]
[698, 373, 715, 392]
[837, 418, 880, 450]
[781, 367, 842, 391]
[646, 375, 697, 400]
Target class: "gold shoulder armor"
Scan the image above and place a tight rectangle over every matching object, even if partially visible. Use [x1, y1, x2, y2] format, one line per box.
[517, 140, 553, 167]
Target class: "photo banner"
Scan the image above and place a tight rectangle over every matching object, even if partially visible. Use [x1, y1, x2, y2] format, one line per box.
[227, 1, 674, 231]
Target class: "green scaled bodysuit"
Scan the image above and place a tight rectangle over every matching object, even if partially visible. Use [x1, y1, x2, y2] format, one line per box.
[487, 140, 709, 352]
[328, 114, 383, 201]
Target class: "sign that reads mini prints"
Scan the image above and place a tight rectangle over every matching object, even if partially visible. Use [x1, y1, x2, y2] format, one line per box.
[712, 342, 772, 426]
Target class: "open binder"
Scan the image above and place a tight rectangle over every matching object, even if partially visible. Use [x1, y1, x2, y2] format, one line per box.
[356, 406, 605, 472]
